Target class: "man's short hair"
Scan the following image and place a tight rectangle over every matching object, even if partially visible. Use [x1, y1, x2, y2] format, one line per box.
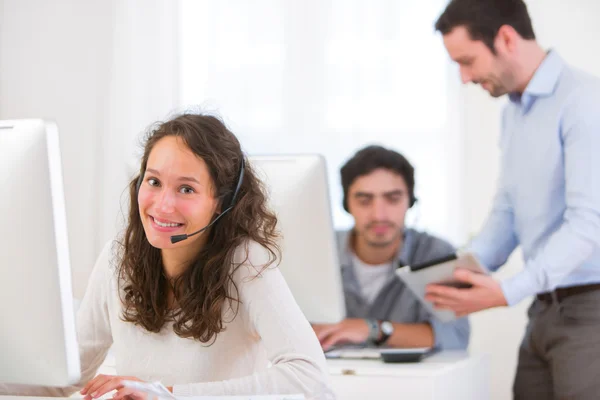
[435, 0, 536, 53]
[340, 145, 416, 212]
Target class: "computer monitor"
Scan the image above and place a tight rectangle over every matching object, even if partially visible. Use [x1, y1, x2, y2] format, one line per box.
[250, 155, 346, 324]
[0, 119, 80, 386]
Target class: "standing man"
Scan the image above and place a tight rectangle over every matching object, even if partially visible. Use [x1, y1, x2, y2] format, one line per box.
[313, 145, 469, 351]
[428, 1, 600, 398]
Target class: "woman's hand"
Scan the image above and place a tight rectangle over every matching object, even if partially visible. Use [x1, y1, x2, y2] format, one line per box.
[80, 374, 147, 400]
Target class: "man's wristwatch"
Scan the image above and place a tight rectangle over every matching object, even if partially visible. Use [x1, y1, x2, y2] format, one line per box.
[374, 320, 394, 346]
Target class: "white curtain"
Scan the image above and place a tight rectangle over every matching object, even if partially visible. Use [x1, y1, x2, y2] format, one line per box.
[178, 0, 463, 243]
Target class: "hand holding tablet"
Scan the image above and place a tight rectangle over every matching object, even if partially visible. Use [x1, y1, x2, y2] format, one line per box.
[395, 253, 490, 322]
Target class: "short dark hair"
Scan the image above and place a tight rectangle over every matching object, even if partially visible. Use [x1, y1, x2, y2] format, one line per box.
[340, 145, 416, 212]
[435, 0, 536, 53]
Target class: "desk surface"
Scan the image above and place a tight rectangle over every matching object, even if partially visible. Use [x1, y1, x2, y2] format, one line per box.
[328, 351, 490, 400]
[0, 352, 487, 400]
[95, 351, 482, 377]
[327, 351, 484, 377]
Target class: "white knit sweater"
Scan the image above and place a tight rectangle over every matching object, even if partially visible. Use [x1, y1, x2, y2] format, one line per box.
[0, 241, 334, 399]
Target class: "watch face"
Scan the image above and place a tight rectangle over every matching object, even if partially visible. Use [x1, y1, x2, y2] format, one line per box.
[381, 321, 394, 335]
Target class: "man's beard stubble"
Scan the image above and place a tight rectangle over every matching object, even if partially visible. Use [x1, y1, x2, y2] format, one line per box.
[360, 222, 403, 248]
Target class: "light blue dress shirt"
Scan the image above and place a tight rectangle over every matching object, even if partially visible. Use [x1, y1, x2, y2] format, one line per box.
[469, 51, 600, 306]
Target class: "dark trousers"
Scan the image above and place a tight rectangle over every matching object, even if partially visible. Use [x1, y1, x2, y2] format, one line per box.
[513, 290, 600, 400]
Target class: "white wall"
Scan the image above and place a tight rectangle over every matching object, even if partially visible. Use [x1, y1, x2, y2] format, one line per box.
[0, 0, 114, 299]
[461, 1, 600, 399]
[178, 0, 463, 243]
[0, 0, 179, 298]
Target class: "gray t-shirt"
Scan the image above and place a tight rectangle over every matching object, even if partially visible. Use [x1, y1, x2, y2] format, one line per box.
[351, 253, 392, 305]
[337, 228, 470, 350]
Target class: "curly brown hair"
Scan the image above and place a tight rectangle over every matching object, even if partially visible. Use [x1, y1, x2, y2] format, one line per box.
[116, 113, 279, 343]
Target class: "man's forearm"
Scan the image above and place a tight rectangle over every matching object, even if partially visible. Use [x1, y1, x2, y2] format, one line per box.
[384, 323, 434, 348]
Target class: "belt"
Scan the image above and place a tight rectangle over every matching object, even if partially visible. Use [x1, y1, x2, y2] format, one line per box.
[536, 283, 600, 303]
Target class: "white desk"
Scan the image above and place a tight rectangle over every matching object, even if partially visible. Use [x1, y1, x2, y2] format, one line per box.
[327, 351, 490, 400]
[0, 352, 489, 400]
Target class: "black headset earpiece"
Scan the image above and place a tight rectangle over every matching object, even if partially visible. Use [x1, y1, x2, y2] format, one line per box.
[410, 195, 417, 208]
[221, 157, 245, 212]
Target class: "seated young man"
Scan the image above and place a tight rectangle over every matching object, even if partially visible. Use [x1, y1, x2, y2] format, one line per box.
[313, 145, 470, 351]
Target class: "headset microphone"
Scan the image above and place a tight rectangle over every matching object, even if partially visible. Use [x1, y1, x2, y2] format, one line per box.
[170, 206, 232, 244]
[169, 158, 245, 244]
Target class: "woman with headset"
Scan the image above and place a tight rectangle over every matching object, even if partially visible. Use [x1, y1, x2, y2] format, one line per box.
[2, 113, 333, 399]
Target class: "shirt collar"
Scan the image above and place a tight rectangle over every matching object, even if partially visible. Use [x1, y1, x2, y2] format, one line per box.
[509, 50, 564, 104]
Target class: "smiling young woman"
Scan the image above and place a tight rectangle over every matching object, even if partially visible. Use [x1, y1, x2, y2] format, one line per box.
[0, 113, 334, 400]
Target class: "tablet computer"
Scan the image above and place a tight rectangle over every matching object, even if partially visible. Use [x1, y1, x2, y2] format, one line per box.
[395, 252, 489, 322]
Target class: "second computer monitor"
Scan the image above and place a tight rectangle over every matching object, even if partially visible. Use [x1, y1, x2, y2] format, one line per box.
[250, 155, 346, 324]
